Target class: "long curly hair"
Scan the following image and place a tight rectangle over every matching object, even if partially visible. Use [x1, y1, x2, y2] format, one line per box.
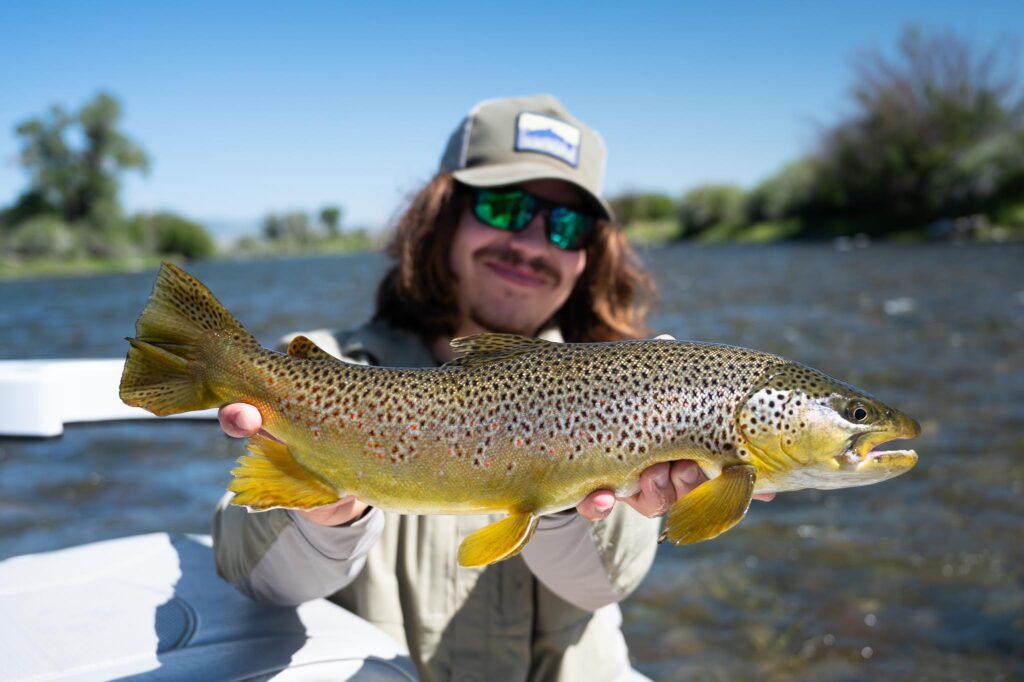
[374, 173, 657, 343]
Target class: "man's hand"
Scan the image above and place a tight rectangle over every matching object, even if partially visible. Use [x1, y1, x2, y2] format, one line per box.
[576, 461, 775, 521]
[218, 403, 370, 527]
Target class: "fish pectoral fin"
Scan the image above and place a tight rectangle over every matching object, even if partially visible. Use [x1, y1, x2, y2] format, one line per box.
[457, 512, 539, 567]
[228, 433, 339, 510]
[659, 464, 756, 545]
[286, 335, 337, 362]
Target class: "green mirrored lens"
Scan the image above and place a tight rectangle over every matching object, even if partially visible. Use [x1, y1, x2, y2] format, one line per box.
[474, 190, 534, 231]
[548, 208, 594, 250]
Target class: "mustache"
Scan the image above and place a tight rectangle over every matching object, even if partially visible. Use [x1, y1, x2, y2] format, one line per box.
[474, 245, 561, 285]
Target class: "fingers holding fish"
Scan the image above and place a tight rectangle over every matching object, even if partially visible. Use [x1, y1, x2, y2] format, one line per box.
[615, 460, 705, 518]
[296, 497, 371, 527]
[219, 403, 263, 438]
[576, 489, 617, 520]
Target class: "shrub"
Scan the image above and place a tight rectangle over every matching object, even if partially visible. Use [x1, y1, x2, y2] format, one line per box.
[747, 158, 818, 222]
[678, 184, 747, 238]
[7, 216, 77, 257]
[150, 212, 216, 259]
[609, 193, 677, 224]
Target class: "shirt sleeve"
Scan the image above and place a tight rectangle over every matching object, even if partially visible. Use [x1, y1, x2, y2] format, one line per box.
[520, 505, 660, 612]
[212, 492, 385, 606]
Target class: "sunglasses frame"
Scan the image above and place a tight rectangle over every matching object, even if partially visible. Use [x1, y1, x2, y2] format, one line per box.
[469, 186, 597, 251]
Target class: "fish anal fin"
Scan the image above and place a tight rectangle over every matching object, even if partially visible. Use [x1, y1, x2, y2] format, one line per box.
[659, 464, 756, 545]
[228, 433, 340, 510]
[445, 333, 554, 368]
[287, 335, 335, 361]
[457, 512, 539, 567]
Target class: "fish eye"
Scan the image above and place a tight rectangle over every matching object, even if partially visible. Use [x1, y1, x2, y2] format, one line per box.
[845, 401, 873, 423]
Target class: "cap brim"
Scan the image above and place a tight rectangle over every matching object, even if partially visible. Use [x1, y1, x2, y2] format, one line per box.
[453, 162, 613, 221]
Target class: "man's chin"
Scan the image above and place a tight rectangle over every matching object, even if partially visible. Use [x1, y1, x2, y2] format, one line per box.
[469, 309, 542, 337]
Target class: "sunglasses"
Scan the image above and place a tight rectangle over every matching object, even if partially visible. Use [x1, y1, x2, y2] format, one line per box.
[470, 187, 596, 251]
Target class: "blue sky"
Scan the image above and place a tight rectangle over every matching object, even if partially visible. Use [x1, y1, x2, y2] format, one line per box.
[1, 1, 1021, 235]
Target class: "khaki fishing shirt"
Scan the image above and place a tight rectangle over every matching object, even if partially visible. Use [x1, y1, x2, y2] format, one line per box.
[212, 320, 660, 681]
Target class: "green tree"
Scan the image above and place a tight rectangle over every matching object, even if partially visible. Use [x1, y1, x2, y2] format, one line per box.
[13, 91, 148, 228]
[262, 213, 284, 241]
[747, 158, 817, 222]
[261, 211, 316, 246]
[808, 26, 1024, 235]
[678, 184, 747, 239]
[608, 193, 676, 224]
[283, 211, 314, 245]
[149, 212, 216, 259]
[319, 205, 342, 237]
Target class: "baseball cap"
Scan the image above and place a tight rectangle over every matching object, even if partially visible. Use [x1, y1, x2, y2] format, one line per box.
[438, 94, 613, 220]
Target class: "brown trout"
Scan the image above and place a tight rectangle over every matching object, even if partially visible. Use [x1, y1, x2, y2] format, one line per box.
[120, 263, 920, 567]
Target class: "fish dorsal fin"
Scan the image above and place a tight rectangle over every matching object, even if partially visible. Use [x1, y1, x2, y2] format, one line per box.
[287, 335, 335, 361]
[445, 333, 555, 368]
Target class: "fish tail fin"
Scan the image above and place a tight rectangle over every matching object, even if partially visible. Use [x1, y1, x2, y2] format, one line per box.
[119, 262, 254, 416]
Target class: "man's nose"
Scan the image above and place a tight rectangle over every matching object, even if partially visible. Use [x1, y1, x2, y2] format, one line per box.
[508, 212, 549, 252]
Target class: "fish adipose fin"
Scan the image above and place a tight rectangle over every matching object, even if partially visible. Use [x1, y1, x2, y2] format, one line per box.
[659, 464, 756, 545]
[229, 433, 340, 510]
[287, 335, 336, 361]
[446, 333, 554, 368]
[119, 262, 255, 416]
[457, 512, 539, 567]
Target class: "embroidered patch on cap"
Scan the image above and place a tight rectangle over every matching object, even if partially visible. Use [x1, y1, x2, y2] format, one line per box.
[515, 112, 581, 167]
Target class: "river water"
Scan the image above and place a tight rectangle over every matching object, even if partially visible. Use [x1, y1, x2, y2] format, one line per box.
[1, 243, 1021, 680]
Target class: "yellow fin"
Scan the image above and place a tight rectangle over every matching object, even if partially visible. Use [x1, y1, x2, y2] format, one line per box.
[228, 433, 340, 510]
[120, 262, 254, 416]
[446, 333, 553, 368]
[457, 512, 539, 567]
[659, 464, 756, 545]
[287, 335, 336, 361]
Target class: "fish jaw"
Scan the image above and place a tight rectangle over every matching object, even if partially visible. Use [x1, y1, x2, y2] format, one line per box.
[830, 411, 919, 484]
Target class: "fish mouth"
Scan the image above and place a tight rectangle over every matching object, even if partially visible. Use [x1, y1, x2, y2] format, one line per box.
[835, 414, 920, 472]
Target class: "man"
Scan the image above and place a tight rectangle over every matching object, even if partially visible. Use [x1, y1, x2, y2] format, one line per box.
[213, 95, 770, 680]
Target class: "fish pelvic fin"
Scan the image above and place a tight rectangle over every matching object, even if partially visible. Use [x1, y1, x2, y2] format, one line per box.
[659, 464, 756, 545]
[119, 262, 255, 416]
[457, 512, 539, 567]
[287, 335, 336, 361]
[228, 433, 340, 510]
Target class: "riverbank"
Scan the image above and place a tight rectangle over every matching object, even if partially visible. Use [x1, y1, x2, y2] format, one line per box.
[0, 255, 169, 280]
[624, 217, 1024, 245]
[0, 234, 379, 281]
[5, 220, 1022, 281]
